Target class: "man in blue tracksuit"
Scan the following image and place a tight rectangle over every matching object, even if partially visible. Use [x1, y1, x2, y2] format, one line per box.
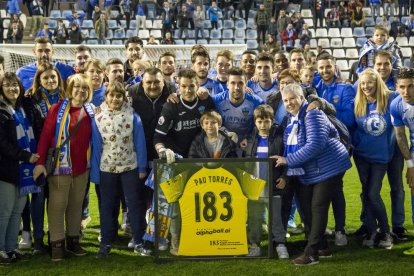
[16, 37, 74, 91]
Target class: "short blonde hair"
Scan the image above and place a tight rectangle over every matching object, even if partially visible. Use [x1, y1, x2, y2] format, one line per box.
[200, 110, 222, 126]
[132, 59, 153, 70]
[66, 74, 93, 103]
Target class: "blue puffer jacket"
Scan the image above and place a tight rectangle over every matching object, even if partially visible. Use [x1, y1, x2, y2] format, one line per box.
[315, 77, 356, 130]
[284, 101, 352, 185]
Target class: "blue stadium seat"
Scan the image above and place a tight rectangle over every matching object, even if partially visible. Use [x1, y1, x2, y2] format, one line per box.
[114, 29, 125, 39]
[210, 29, 221, 39]
[365, 27, 374, 36]
[175, 39, 184, 45]
[50, 10, 61, 19]
[246, 29, 257, 40]
[62, 10, 72, 18]
[197, 39, 208, 44]
[48, 20, 57, 29]
[203, 20, 212, 29]
[356, 37, 367, 47]
[81, 29, 89, 38]
[234, 29, 245, 40]
[217, 20, 223, 29]
[235, 20, 246, 29]
[185, 39, 196, 45]
[126, 30, 137, 37]
[129, 20, 137, 29]
[404, 58, 411, 67]
[187, 29, 195, 38]
[246, 19, 256, 29]
[221, 39, 233, 45]
[202, 29, 209, 38]
[222, 29, 233, 39]
[82, 20, 93, 29]
[209, 39, 221, 44]
[365, 17, 375, 27]
[108, 20, 117, 29]
[353, 27, 365, 37]
[87, 39, 98, 44]
[89, 29, 97, 38]
[223, 20, 234, 29]
[246, 40, 259, 49]
[112, 39, 124, 45]
[106, 30, 113, 39]
[234, 39, 245, 44]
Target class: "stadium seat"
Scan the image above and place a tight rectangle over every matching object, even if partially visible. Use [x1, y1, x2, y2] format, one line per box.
[234, 29, 246, 39]
[336, 60, 349, 71]
[341, 28, 353, 38]
[223, 20, 234, 29]
[108, 20, 117, 29]
[119, 20, 127, 28]
[365, 27, 374, 36]
[294, 39, 300, 48]
[365, 17, 375, 27]
[153, 20, 162, 29]
[343, 37, 356, 48]
[247, 40, 259, 49]
[234, 39, 246, 44]
[315, 28, 328, 37]
[185, 39, 196, 45]
[82, 20, 93, 29]
[81, 29, 89, 38]
[246, 29, 257, 39]
[348, 59, 358, 68]
[126, 30, 137, 37]
[203, 20, 212, 29]
[331, 38, 343, 48]
[114, 29, 125, 39]
[89, 29, 97, 38]
[400, 47, 412, 58]
[112, 39, 124, 45]
[129, 20, 137, 29]
[222, 29, 233, 39]
[333, 49, 346, 58]
[221, 39, 233, 44]
[346, 49, 359, 59]
[87, 39, 98, 45]
[110, 10, 119, 18]
[362, 7, 371, 16]
[341, 71, 350, 81]
[50, 10, 61, 19]
[197, 39, 208, 44]
[301, 9, 312, 18]
[310, 39, 317, 48]
[144, 20, 152, 29]
[318, 38, 330, 48]
[62, 10, 72, 18]
[409, 37, 414, 46]
[404, 59, 411, 67]
[175, 39, 184, 45]
[209, 39, 221, 44]
[139, 29, 149, 39]
[187, 29, 195, 38]
[202, 29, 209, 37]
[150, 29, 162, 38]
[247, 19, 256, 29]
[210, 29, 221, 39]
[356, 37, 367, 47]
[328, 28, 340, 38]
[235, 20, 247, 29]
[248, 10, 257, 19]
[353, 27, 365, 37]
[147, 10, 155, 19]
[106, 30, 113, 39]
[2, 19, 9, 29]
[217, 20, 223, 29]
[396, 37, 408, 47]
[304, 18, 314, 28]
[401, 16, 410, 25]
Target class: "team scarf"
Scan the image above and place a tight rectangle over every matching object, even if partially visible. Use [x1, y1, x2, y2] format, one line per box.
[283, 106, 305, 176]
[9, 105, 40, 196]
[39, 88, 60, 117]
[53, 98, 94, 175]
[143, 166, 175, 245]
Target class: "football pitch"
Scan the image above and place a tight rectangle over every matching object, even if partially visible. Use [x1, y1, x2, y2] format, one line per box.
[2, 162, 414, 275]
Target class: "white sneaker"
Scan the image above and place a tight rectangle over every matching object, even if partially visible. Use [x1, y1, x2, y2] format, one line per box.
[128, 238, 135, 249]
[378, 233, 393, 249]
[158, 242, 168, 251]
[121, 212, 128, 231]
[335, 231, 348, 246]
[276, 244, 289, 259]
[18, 231, 32, 250]
[362, 233, 376, 249]
[98, 233, 102, 243]
[247, 243, 261, 257]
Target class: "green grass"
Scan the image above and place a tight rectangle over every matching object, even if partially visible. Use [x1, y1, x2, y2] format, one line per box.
[2, 163, 414, 275]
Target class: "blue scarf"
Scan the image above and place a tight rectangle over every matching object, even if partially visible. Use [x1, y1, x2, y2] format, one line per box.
[284, 104, 306, 176]
[39, 88, 60, 117]
[10, 105, 40, 196]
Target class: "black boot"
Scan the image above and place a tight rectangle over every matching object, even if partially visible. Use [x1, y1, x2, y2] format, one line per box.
[66, 236, 87, 256]
[50, 239, 65, 262]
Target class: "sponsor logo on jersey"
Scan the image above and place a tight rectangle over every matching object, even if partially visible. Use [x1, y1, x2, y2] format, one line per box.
[333, 95, 340, 104]
[158, 116, 165, 125]
[198, 105, 206, 114]
[179, 111, 186, 116]
[242, 107, 250, 117]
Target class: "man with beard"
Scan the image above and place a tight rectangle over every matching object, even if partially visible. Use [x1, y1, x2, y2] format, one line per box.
[158, 52, 177, 93]
[74, 45, 92, 74]
[191, 49, 224, 95]
[240, 50, 257, 81]
[247, 52, 279, 102]
[106, 58, 125, 85]
[17, 37, 75, 91]
[123, 36, 145, 82]
[289, 48, 306, 72]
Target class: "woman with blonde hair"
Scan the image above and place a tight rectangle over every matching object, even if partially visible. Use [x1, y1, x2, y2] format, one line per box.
[33, 74, 95, 261]
[352, 68, 398, 250]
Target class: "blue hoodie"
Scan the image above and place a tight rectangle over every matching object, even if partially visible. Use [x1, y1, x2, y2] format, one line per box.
[7, 0, 21, 16]
[91, 84, 106, 107]
[352, 92, 398, 163]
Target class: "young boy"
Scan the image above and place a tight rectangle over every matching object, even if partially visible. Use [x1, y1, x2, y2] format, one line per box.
[244, 105, 289, 259]
[357, 25, 402, 74]
[300, 66, 315, 88]
[188, 111, 237, 158]
[126, 60, 153, 87]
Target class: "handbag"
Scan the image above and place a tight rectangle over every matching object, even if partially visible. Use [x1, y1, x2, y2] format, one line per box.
[45, 108, 85, 175]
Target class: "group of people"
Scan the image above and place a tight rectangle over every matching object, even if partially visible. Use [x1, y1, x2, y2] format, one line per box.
[1, 18, 414, 267]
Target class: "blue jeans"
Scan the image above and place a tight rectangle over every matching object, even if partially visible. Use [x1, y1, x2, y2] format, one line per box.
[354, 155, 390, 235]
[386, 146, 405, 228]
[0, 181, 27, 251]
[195, 27, 204, 39]
[99, 169, 146, 246]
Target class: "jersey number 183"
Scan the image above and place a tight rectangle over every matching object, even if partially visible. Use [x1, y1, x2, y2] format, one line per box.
[194, 191, 233, 222]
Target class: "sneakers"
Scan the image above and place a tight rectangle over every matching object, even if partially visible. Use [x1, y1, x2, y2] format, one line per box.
[96, 245, 111, 259]
[276, 244, 289, 259]
[354, 225, 368, 237]
[362, 233, 376, 249]
[128, 238, 135, 249]
[134, 244, 151, 256]
[7, 249, 30, 262]
[66, 236, 87, 256]
[318, 248, 333, 258]
[81, 216, 92, 230]
[170, 237, 179, 256]
[158, 242, 168, 251]
[247, 243, 261, 257]
[378, 233, 393, 249]
[293, 254, 319, 265]
[403, 246, 414, 255]
[33, 239, 48, 255]
[18, 231, 32, 250]
[0, 251, 12, 265]
[290, 223, 305, 235]
[391, 227, 409, 241]
[335, 231, 348, 246]
[51, 240, 65, 262]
